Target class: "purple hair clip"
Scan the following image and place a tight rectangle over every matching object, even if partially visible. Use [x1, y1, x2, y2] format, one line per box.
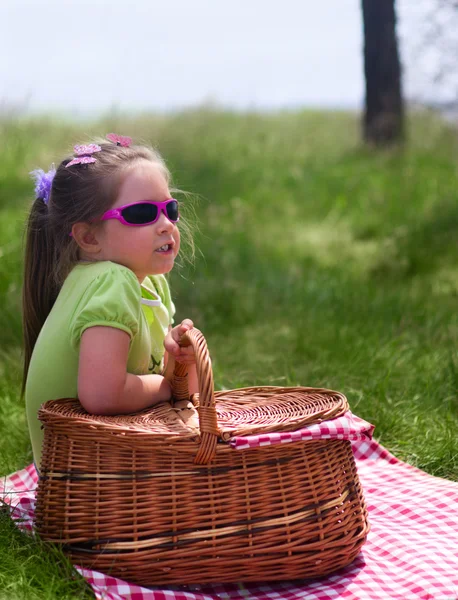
[30, 166, 56, 205]
[106, 133, 132, 147]
[66, 143, 102, 168]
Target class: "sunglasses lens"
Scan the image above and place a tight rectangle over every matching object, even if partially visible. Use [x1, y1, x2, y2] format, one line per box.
[122, 203, 158, 224]
[166, 200, 179, 222]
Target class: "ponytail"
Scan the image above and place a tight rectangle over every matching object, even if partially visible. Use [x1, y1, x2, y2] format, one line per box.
[21, 198, 59, 397]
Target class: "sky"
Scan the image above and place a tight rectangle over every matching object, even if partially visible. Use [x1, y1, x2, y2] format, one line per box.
[0, 0, 451, 117]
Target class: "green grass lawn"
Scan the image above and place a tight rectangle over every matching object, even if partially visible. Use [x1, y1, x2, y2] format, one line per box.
[1, 109, 457, 597]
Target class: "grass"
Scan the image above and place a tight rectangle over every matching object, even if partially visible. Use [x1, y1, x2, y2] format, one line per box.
[0, 507, 92, 599]
[1, 107, 457, 596]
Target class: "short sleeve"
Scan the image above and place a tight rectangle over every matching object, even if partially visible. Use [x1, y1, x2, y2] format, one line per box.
[70, 266, 141, 351]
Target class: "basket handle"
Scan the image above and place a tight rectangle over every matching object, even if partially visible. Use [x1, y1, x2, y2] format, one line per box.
[171, 327, 218, 465]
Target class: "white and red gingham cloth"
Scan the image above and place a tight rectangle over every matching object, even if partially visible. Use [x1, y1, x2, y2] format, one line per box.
[2, 413, 458, 600]
[229, 411, 375, 449]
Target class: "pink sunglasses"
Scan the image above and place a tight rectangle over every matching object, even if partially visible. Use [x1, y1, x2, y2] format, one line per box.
[100, 199, 180, 227]
[69, 199, 179, 236]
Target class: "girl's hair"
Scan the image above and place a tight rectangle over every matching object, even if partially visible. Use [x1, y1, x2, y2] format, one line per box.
[22, 139, 194, 396]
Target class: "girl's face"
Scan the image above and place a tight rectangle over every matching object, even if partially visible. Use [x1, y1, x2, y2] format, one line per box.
[97, 161, 180, 282]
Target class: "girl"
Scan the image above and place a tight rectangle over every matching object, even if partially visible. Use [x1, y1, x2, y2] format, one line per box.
[23, 134, 198, 471]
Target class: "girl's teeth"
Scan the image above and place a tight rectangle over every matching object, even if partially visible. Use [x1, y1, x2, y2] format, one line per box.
[157, 244, 169, 251]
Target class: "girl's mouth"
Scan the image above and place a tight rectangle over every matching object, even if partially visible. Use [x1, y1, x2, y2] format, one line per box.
[155, 243, 173, 253]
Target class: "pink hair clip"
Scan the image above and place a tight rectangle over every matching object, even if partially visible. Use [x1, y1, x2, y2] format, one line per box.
[106, 133, 132, 147]
[66, 144, 102, 168]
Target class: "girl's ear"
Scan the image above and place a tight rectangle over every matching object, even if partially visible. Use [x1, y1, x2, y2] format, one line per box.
[71, 222, 103, 255]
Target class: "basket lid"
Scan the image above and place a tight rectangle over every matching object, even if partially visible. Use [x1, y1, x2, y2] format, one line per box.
[38, 398, 201, 441]
[39, 385, 347, 442]
[214, 386, 348, 440]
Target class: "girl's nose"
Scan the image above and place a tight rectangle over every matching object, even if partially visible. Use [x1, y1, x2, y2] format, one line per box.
[156, 210, 174, 233]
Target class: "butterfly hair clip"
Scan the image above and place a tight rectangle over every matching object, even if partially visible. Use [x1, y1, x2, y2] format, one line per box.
[106, 133, 132, 147]
[66, 144, 102, 168]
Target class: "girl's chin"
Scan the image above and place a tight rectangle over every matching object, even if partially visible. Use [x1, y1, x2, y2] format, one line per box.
[149, 259, 176, 275]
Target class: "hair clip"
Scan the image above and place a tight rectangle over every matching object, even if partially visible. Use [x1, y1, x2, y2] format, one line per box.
[74, 144, 102, 155]
[30, 166, 56, 205]
[106, 133, 132, 147]
[66, 144, 102, 168]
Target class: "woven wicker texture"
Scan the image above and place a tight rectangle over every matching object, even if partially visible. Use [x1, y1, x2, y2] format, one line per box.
[35, 327, 369, 586]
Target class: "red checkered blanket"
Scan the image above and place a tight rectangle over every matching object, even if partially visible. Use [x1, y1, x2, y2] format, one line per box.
[2, 413, 458, 600]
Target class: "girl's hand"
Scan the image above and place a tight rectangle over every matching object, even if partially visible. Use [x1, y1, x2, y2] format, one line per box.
[164, 319, 196, 365]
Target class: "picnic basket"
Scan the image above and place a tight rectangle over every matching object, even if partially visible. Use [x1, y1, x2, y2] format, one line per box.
[35, 328, 369, 586]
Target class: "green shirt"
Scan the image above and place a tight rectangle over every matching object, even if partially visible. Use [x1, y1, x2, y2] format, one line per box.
[25, 261, 176, 469]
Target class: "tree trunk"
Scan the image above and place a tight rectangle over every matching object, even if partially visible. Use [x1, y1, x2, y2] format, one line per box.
[362, 0, 404, 145]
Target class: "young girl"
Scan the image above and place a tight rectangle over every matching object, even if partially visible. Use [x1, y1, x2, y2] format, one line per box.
[22, 134, 198, 471]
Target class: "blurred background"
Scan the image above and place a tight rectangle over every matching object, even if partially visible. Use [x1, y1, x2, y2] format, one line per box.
[1, 2, 458, 594]
[2, 0, 458, 118]
[1, 0, 457, 475]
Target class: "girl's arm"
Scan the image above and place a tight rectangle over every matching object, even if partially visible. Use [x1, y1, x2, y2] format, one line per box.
[78, 326, 172, 415]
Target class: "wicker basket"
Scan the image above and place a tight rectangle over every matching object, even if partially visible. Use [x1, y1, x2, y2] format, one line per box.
[35, 328, 369, 586]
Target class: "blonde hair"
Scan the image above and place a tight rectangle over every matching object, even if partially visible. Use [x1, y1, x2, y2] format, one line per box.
[22, 139, 194, 395]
